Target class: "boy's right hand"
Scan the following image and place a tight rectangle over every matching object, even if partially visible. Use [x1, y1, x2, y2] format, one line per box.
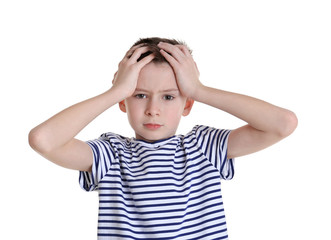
[28, 44, 154, 172]
[112, 44, 155, 98]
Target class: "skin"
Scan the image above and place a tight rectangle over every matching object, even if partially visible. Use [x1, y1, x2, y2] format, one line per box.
[28, 42, 298, 172]
[119, 62, 194, 142]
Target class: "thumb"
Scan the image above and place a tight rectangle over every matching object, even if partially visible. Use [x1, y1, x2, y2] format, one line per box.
[112, 71, 118, 84]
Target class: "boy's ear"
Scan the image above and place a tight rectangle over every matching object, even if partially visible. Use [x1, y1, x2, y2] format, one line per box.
[182, 98, 194, 116]
[119, 100, 127, 113]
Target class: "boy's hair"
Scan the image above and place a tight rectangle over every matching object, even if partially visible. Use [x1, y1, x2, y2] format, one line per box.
[132, 37, 192, 63]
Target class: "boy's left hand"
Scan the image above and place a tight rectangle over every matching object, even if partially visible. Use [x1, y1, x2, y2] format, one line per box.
[158, 42, 202, 98]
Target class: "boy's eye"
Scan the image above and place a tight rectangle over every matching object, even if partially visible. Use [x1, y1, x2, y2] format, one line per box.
[135, 94, 147, 99]
[163, 95, 174, 101]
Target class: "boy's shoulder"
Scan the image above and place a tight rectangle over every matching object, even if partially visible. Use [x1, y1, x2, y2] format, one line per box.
[100, 131, 129, 141]
[96, 131, 132, 148]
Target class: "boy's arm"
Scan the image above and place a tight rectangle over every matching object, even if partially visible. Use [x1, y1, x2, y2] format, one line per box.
[158, 42, 298, 159]
[193, 87, 298, 158]
[29, 45, 154, 171]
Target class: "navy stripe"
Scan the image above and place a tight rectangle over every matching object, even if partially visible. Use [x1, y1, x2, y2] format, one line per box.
[99, 195, 223, 212]
[99, 172, 220, 191]
[98, 215, 226, 235]
[98, 204, 224, 223]
[98, 204, 224, 229]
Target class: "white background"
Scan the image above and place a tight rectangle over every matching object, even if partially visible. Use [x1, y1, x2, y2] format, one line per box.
[1, 0, 330, 239]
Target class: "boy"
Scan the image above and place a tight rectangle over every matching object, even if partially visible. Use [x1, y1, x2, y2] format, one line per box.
[29, 37, 298, 239]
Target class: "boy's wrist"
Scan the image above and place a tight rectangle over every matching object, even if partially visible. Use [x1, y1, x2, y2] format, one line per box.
[191, 84, 209, 102]
[110, 83, 134, 98]
[104, 86, 129, 104]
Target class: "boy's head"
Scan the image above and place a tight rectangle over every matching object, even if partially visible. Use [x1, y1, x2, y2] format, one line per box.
[131, 37, 192, 63]
[119, 37, 194, 142]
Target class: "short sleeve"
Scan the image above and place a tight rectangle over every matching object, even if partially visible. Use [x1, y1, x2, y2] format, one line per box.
[79, 137, 115, 191]
[193, 125, 235, 180]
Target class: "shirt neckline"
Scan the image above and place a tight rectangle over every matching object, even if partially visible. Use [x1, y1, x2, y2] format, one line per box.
[131, 135, 180, 148]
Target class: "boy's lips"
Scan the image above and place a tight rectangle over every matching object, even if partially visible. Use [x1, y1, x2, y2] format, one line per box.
[143, 123, 162, 130]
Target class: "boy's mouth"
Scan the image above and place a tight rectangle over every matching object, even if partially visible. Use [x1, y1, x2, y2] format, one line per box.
[143, 123, 162, 130]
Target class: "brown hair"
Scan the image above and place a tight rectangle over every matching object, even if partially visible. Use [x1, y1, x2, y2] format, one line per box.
[132, 37, 192, 63]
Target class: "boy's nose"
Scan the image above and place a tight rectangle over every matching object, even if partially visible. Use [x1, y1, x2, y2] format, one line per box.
[145, 99, 160, 116]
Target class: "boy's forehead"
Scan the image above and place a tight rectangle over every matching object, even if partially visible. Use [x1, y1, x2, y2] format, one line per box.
[137, 62, 178, 89]
[140, 62, 172, 73]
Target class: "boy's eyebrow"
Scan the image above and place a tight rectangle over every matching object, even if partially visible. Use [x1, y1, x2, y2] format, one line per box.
[135, 88, 179, 93]
[161, 88, 179, 93]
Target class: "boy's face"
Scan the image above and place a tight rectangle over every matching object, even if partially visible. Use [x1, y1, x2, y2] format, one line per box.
[120, 62, 193, 142]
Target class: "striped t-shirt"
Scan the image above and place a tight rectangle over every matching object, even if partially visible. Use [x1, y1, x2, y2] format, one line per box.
[79, 125, 235, 240]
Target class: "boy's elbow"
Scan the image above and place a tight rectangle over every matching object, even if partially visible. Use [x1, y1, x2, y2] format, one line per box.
[28, 128, 52, 154]
[278, 110, 298, 138]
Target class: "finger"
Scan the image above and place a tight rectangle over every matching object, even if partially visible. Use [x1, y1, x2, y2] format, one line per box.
[111, 71, 118, 84]
[136, 53, 155, 69]
[157, 42, 185, 61]
[159, 49, 179, 69]
[126, 43, 145, 54]
[176, 45, 192, 57]
[129, 46, 151, 62]
[124, 43, 146, 58]
[194, 61, 200, 76]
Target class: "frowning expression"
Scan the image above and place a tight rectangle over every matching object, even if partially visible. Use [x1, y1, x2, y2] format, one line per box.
[120, 62, 193, 142]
